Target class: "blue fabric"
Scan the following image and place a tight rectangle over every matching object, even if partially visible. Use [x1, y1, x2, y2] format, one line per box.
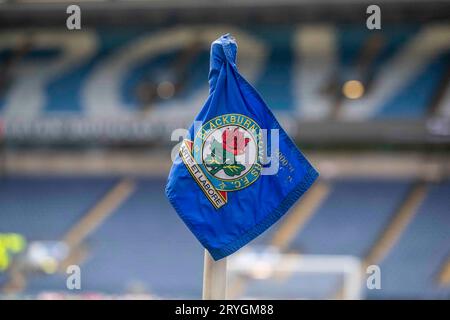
[166, 34, 318, 260]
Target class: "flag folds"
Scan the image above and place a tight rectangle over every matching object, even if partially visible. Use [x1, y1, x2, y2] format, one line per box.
[166, 34, 318, 260]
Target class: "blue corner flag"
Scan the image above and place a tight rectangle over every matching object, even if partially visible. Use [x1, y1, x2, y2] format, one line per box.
[166, 34, 318, 260]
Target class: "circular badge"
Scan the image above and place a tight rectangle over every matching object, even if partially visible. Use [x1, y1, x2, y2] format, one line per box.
[193, 114, 262, 192]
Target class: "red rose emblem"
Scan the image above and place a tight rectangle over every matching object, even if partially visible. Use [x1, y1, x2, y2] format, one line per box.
[222, 128, 250, 156]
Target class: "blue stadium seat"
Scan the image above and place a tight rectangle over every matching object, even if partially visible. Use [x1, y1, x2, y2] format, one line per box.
[67, 178, 204, 297]
[2, 176, 449, 299]
[17, 177, 203, 297]
[290, 179, 412, 257]
[0, 176, 117, 240]
[368, 181, 450, 299]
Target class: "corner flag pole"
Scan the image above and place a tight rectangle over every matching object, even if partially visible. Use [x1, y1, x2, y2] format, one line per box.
[202, 250, 227, 299]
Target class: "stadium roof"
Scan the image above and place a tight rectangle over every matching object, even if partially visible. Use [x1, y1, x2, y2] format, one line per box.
[0, 0, 449, 27]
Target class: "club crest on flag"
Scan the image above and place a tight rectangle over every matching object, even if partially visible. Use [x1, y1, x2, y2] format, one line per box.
[180, 113, 263, 209]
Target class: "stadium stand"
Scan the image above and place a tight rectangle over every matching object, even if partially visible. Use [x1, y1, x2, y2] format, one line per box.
[0, 2, 449, 298]
[76, 178, 203, 297]
[369, 181, 450, 299]
[0, 176, 117, 240]
[1, 27, 449, 120]
[0, 177, 204, 297]
[1, 176, 448, 299]
[290, 179, 413, 257]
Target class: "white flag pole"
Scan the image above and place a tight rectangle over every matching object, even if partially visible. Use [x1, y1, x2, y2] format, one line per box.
[202, 250, 227, 299]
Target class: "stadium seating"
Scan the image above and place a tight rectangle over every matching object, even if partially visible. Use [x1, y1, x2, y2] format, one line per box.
[1, 176, 449, 298]
[290, 179, 412, 257]
[368, 181, 450, 299]
[0, 177, 203, 297]
[1, 26, 449, 120]
[78, 178, 203, 297]
[0, 176, 117, 240]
